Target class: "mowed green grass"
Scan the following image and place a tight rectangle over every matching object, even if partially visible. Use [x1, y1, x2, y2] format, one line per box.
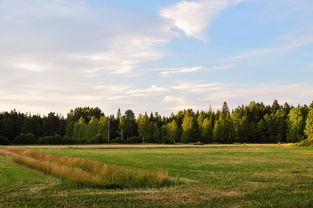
[1, 145, 313, 207]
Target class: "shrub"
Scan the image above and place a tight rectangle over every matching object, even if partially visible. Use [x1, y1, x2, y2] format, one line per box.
[0, 135, 10, 145]
[76, 137, 88, 144]
[161, 137, 174, 144]
[38, 135, 64, 145]
[63, 136, 76, 144]
[13, 133, 36, 145]
[91, 134, 104, 144]
[127, 136, 141, 144]
[297, 135, 313, 147]
[111, 138, 126, 144]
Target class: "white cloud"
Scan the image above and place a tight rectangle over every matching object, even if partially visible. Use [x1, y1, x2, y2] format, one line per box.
[155, 64, 234, 76]
[160, 0, 244, 40]
[1, 77, 313, 115]
[161, 82, 313, 113]
[0, 1, 172, 77]
[13, 62, 50, 72]
[1, 0, 312, 116]
[227, 34, 313, 61]
[160, 66, 204, 76]
[81, 35, 168, 74]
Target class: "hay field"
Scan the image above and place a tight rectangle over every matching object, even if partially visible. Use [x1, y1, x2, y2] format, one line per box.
[1, 144, 313, 207]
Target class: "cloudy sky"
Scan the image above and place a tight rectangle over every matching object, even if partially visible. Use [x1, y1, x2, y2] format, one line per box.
[1, 0, 313, 116]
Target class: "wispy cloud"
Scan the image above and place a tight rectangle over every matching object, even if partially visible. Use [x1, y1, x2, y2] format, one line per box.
[1, 0, 312, 116]
[160, 0, 245, 41]
[226, 34, 313, 61]
[0, 1, 172, 76]
[150, 64, 234, 76]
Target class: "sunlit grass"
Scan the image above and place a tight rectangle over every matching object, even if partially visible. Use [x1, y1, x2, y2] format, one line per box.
[0, 147, 174, 189]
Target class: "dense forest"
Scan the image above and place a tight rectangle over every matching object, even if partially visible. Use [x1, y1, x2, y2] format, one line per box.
[1, 100, 313, 145]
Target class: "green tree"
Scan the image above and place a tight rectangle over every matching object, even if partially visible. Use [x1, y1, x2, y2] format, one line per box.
[287, 108, 305, 142]
[137, 113, 153, 143]
[87, 116, 101, 142]
[272, 109, 287, 142]
[272, 99, 281, 113]
[163, 120, 178, 144]
[181, 112, 194, 143]
[305, 108, 313, 138]
[13, 132, 36, 144]
[213, 103, 234, 143]
[200, 117, 213, 143]
[66, 107, 102, 136]
[98, 116, 109, 141]
[124, 110, 137, 138]
[72, 117, 88, 142]
[119, 116, 126, 139]
[256, 119, 266, 143]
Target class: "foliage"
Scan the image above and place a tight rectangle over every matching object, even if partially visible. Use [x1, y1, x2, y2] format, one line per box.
[38, 135, 64, 144]
[297, 135, 313, 147]
[137, 113, 153, 143]
[0, 135, 10, 145]
[1, 100, 313, 144]
[181, 111, 196, 143]
[127, 136, 141, 144]
[287, 107, 305, 142]
[162, 120, 178, 144]
[13, 133, 36, 144]
[111, 138, 126, 144]
[304, 108, 313, 138]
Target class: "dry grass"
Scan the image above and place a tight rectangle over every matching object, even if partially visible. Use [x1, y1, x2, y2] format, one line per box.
[0, 147, 174, 189]
[8, 143, 280, 149]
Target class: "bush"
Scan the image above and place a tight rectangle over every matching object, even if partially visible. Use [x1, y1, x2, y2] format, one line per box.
[38, 135, 64, 145]
[111, 138, 126, 144]
[91, 134, 104, 144]
[297, 135, 313, 147]
[0, 135, 10, 145]
[127, 136, 141, 144]
[161, 137, 174, 144]
[13, 133, 36, 145]
[63, 136, 76, 144]
[76, 137, 88, 144]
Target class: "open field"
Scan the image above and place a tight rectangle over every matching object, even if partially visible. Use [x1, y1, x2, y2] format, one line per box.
[8, 143, 285, 149]
[1, 144, 313, 207]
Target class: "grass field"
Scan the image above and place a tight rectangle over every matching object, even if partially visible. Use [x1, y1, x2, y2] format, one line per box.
[1, 144, 313, 207]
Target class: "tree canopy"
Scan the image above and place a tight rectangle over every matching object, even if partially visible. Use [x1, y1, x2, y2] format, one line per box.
[0, 100, 312, 145]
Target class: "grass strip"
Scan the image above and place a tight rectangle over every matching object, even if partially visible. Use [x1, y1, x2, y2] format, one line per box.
[0, 147, 175, 189]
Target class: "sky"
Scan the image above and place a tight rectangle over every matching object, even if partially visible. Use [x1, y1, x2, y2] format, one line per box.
[1, 0, 313, 116]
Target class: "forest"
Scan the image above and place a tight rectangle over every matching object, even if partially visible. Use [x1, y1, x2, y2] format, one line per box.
[1, 100, 313, 145]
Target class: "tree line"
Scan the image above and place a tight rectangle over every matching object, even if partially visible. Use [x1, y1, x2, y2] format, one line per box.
[1, 100, 313, 145]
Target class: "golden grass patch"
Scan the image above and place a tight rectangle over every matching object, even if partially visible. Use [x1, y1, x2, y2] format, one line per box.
[0, 147, 174, 189]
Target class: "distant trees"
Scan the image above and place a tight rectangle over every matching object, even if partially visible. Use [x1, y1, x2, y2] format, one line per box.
[137, 113, 153, 143]
[0, 136, 10, 145]
[181, 111, 197, 143]
[1, 100, 313, 145]
[124, 110, 137, 139]
[199, 117, 213, 143]
[14, 133, 36, 144]
[162, 120, 178, 144]
[287, 107, 305, 142]
[305, 108, 313, 138]
[66, 107, 102, 136]
[72, 116, 107, 143]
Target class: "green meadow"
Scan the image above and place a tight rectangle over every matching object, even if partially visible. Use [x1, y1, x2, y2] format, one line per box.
[1, 145, 313, 207]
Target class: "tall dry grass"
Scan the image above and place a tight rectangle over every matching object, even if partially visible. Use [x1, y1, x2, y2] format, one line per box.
[0, 147, 174, 188]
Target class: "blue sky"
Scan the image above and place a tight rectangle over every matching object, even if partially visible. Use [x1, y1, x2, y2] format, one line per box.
[1, 0, 313, 115]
